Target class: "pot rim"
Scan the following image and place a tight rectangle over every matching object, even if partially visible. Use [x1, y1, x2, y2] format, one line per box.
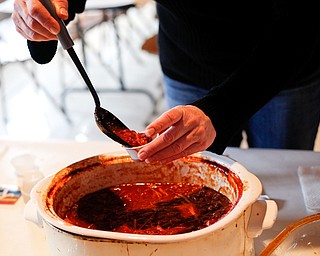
[30, 151, 262, 243]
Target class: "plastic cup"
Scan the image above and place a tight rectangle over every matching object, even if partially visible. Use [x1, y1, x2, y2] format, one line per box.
[11, 154, 37, 177]
[125, 134, 159, 161]
[21, 171, 44, 203]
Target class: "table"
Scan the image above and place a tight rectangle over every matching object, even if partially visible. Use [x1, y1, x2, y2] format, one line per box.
[0, 138, 319, 255]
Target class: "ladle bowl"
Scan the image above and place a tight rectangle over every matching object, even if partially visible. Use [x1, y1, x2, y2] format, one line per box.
[94, 106, 132, 147]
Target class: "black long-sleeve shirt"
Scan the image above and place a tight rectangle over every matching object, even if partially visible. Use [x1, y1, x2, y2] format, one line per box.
[28, 0, 320, 154]
[156, 0, 320, 154]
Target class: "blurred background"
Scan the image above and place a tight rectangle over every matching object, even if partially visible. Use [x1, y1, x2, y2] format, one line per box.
[0, 0, 319, 150]
[0, 0, 165, 143]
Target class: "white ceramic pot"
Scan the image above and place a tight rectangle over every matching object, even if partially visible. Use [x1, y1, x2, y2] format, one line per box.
[25, 151, 277, 256]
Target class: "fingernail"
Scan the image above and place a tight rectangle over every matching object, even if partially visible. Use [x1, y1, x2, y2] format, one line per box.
[145, 128, 155, 137]
[60, 7, 68, 17]
[138, 151, 147, 160]
[50, 27, 59, 35]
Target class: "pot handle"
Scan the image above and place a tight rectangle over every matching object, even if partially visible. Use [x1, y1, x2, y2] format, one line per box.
[24, 200, 43, 228]
[247, 199, 278, 238]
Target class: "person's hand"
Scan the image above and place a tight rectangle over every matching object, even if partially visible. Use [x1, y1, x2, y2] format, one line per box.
[138, 105, 216, 164]
[12, 0, 68, 41]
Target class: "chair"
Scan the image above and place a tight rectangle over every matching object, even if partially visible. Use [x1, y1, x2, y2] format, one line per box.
[59, 0, 160, 125]
[0, 16, 70, 126]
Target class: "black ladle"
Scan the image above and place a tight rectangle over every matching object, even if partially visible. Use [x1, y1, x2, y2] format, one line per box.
[40, 0, 132, 147]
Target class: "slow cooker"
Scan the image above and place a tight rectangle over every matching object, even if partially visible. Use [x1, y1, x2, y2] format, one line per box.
[24, 151, 277, 256]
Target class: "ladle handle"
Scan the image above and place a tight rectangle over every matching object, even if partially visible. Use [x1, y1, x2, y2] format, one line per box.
[39, 0, 74, 50]
[39, 0, 101, 107]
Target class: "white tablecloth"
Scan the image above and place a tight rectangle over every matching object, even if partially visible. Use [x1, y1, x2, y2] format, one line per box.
[0, 138, 319, 255]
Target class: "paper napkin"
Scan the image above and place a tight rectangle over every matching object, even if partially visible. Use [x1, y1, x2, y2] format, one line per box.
[298, 165, 320, 212]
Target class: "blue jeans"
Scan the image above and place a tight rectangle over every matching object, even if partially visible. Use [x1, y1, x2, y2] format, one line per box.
[163, 75, 320, 150]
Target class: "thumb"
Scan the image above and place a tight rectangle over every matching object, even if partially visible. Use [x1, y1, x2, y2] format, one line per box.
[51, 0, 69, 20]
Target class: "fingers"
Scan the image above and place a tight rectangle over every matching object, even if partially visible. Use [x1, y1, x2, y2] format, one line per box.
[12, 10, 57, 41]
[144, 131, 206, 164]
[145, 106, 183, 137]
[12, 0, 68, 41]
[150, 142, 204, 164]
[138, 127, 189, 161]
[142, 107, 195, 157]
[12, 0, 58, 40]
[138, 105, 216, 163]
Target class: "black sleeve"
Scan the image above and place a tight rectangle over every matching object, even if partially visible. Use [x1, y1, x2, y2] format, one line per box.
[27, 0, 87, 64]
[192, 0, 320, 154]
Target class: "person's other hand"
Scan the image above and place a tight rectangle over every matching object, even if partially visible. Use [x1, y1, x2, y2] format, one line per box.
[138, 105, 216, 164]
[12, 0, 68, 41]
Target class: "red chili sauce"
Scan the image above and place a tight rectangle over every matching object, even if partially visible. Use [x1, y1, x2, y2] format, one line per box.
[117, 129, 152, 147]
[64, 182, 233, 235]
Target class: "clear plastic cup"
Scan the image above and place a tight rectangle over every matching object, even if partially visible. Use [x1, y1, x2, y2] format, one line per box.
[11, 154, 37, 177]
[21, 170, 44, 203]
